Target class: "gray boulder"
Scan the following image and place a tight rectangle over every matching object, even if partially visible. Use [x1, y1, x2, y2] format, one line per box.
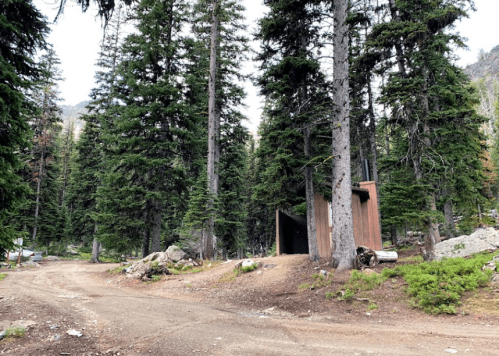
[435, 228, 499, 260]
[165, 245, 187, 261]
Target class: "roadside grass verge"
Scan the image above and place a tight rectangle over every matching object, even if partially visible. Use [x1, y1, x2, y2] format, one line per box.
[336, 271, 388, 301]
[381, 252, 497, 314]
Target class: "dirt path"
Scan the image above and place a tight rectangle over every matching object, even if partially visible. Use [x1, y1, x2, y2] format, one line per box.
[1, 260, 499, 355]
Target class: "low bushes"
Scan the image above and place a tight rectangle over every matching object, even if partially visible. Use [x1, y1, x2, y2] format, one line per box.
[381, 252, 496, 314]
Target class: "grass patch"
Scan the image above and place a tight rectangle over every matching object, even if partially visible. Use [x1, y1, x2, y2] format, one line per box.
[4, 327, 25, 339]
[240, 263, 257, 273]
[299, 273, 333, 291]
[61, 252, 120, 263]
[165, 262, 207, 275]
[381, 252, 496, 314]
[151, 275, 162, 282]
[345, 271, 388, 291]
[399, 255, 424, 263]
[218, 270, 238, 283]
[108, 266, 127, 274]
[337, 271, 388, 301]
[0, 273, 6, 281]
[217, 263, 259, 284]
[367, 302, 378, 311]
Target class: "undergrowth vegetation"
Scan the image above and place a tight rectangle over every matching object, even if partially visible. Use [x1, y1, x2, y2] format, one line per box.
[336, 271, 387, 301]
[0, 273, 6, 281]
[333, 251, 497, 315]
[4, 327, 25, 339]
[381, 252, 497, 314]
[299, 273, 333, 291]
[217, 263, 259, 283]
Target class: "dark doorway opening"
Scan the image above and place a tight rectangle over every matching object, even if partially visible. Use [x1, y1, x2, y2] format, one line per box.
[277, 211, 309, 254]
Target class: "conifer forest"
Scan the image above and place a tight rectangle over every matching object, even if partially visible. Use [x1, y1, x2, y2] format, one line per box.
[2, 0, 498, 269]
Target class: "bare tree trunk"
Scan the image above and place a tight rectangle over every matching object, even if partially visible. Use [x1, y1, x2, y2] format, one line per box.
[89, 230, 101, 264]
[61, 120, 74, 205]
[304, 126, 320, 261]
[331, 0, 356, 271]
[32, 150, 45, 242]
[205, 0, 220, 261]
[151, 201, 162, 252]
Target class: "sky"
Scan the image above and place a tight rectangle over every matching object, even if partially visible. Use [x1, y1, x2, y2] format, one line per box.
[33, 0, 499, 132]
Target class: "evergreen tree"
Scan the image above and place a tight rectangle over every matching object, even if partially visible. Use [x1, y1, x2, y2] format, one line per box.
[96, 0, 192, 255]
[67, 6, 124, 261]
[256, 0, 332, 261]
[11, 49, 64, 250]
[184, 0, 250, 258]
[0, 0, 49, 255]
[369, 0, 485, 257]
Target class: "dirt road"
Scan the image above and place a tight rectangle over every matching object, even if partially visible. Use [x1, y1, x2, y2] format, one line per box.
[1, 260, 499, 355]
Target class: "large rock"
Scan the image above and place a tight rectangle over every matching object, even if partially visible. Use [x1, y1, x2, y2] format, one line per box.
[125, 252, 172, 280]
[435, 228, 499, 260]
[165, 245, 187, 261]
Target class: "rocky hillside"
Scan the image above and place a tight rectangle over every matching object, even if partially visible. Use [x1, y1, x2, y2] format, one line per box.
[60, 101, 89, 137]
[464, 45, 499, 82]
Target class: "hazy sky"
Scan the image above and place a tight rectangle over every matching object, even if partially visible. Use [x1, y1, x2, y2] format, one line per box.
[33, 0, 499, 132]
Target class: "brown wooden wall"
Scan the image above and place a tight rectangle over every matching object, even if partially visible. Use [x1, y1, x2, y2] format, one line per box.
[314, 193, 331, 258]
[277, 181, 382, 259]
[359, 181, 382, 250]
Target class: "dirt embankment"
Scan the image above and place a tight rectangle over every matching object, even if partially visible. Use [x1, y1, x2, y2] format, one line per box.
[1, 253, 499, 355]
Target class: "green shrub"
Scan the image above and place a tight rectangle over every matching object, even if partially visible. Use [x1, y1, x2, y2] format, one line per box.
[337, 288, 355, 301]
[381, 252, 495, 314]
[268, 242, 277, 257]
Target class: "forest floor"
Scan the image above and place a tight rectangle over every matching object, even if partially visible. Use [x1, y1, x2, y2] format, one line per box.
[1, 251, 499, 355]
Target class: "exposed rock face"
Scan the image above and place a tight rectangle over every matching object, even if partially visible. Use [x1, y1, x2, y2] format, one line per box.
[464, 45, 499, 82]
[435, 228, 499, 260]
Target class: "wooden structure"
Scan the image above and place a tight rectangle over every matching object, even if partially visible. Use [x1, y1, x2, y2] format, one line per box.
[276, 181, 381, 258]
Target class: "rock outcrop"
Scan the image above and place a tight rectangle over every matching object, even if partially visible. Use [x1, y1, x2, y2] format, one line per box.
[435, 228, 499, 260]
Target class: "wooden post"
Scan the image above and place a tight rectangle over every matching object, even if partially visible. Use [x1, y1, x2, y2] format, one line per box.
[276, 210, 281, 255]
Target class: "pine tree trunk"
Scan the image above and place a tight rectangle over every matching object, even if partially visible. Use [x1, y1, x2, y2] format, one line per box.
[32, 150, 45, 242]
[304, 126, 319, 261]
[422, 64, 440, 258]
[443, 194, 455, 239]
[331, 0, 356, 271]
[89, 230, 100, 264]
[205, 0, 220, 261]
[151, 201, 162, 252]
[390, 225, 398, 246]
[142, 228, 150, 258]
[367, 78, 382, 233]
